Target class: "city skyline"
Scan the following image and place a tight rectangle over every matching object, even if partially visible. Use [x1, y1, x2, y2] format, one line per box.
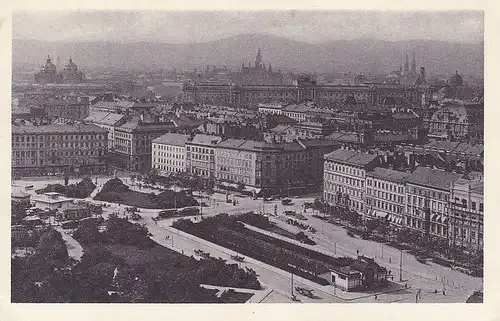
[13, 11, 483, 44]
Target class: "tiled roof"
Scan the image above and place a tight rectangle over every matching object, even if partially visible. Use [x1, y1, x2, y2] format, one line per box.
[367, 167, 410, 183]
[189, 134, 222, 146]
[152, 133, 191, 147]
[406, 167, 463, 191]
[12, 124, 107, 134]
[324, 149, 378, 166]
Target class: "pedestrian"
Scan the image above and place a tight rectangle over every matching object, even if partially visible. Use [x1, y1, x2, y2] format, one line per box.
[443, 290, 446, 295]
[434, 289, 437, 294]
[389, 258, 392, 263]
[405, 283, 408, 289]
[391, 276, 394, 281]
[374, 295, 377, 300]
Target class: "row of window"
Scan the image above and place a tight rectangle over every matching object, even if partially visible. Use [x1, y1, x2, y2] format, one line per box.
[366, 197, 404, 214]
[367, 188, 404, 203]
[186, 146, 215, 154]
[13, 134, 105, 142]
[325, 162, 364, 177]
[367, 178, 404, 194]
[154, 144, 184, 152]
[325, 173, 364, 188]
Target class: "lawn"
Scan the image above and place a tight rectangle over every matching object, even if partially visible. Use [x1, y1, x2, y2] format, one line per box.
[83, 243, 182, 266]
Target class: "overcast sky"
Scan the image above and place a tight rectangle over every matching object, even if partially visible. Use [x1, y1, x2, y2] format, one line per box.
[13, 11, 483, 44]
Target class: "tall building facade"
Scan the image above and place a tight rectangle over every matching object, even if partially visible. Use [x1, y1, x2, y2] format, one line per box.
[404, 167, 463, 239]
[151, 133, 190, 175]
[185, 134, 222, 178]
[112, 121, 177, 172]
[323, 150, 379, 213]
[365, 168, 409, 227]
[448, 173, 484, 252]
[12, 124, 108, 176]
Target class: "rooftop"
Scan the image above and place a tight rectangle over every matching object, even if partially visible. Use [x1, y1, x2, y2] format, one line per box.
[12, 123, 107, 135]
[367, 167, 410, 183]
[406, 167, 463, 191]
[153, 133, 191, 147]
[188, 134, 222, 146]
[324, 149, 378, 166]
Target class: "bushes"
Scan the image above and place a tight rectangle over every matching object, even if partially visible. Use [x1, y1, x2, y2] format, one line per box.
[94, 178, 198, 209]
[37, 177, 96, 199]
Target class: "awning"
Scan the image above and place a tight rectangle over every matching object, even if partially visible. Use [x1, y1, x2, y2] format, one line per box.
[252, 188, 262, 194]
[373, 210, 387, 218]
[442, 217, 449, 224]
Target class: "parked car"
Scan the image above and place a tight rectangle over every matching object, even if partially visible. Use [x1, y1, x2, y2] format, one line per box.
[281, 199, 292, 205]
[284, 210, 296, 216]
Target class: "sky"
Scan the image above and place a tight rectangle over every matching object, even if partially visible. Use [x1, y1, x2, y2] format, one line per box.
[13, 11, 483, 44]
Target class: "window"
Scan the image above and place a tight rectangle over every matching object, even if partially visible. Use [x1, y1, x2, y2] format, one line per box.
[461, 199, 467, 207]
[472, 202, 477, 210]
[479, 203, 483, 212]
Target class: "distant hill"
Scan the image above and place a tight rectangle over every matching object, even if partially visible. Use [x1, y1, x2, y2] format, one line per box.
[13, 34, 483, 76]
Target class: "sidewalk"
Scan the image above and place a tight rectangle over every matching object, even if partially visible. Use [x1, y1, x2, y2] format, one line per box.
[55, 227, 84, 261]
[199, 284, 273, 303]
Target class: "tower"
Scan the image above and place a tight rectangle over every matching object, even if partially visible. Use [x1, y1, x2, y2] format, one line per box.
[56, 56, 61, 70]
[268, 63, 272, 73]
[411, 50, 417, 74]
[255, 48, 263, 69]
[403, 53, 409, 73]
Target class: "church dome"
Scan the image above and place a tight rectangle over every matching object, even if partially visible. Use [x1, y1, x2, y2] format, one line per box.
[448, 71, 463, 86]
[43, 55, 56, 71]
[65, 57, 78, 71]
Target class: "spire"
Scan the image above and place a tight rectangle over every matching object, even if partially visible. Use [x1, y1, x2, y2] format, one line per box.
[403, 53, 409, 72]
[255, 48, 263, 68]
[411, 50, 417, 74]
[69, 56, 72, 63]
[268, 63, 272, 73]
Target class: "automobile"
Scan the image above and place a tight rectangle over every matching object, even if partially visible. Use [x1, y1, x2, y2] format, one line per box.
[24, 185, 34, 190]
[295, 287, 314, 298]
[347, 231, 355, 237]
[284, 210, 296, 216]
[281, 199, 292, 205]
[159, 209, 178, 218]
[230, 254, 245, 262]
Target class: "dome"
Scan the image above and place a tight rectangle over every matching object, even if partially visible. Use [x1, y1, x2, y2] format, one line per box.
[448, 71, 463, 86]
[65, 57, 78, 71]
[43, 55, 56, 71]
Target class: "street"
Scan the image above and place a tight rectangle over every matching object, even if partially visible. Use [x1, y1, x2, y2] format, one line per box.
[13, 175, 483, 303]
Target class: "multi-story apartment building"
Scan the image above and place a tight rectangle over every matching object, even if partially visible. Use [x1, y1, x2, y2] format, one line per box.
[84, 111, 127, 150]
[112, 121, 177, 172]
[215, 138, 339, 195]
[12, 124, 108, 176]
[215, 139, 259, 187]
[151, 133, 190, 175]
[39, 96, 90, 121]
[448, 172, 484, 252]
[323, 149, 379, 214]
[185, 134, 222, 178]
[405, 167, 463, 240]
[365, 168, 409, 227]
